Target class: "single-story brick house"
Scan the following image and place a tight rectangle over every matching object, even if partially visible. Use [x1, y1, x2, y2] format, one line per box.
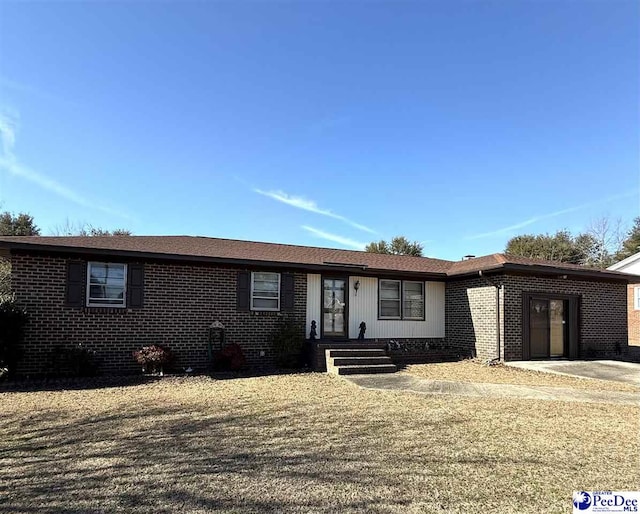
[608, 252, 640, 346]
[0, 235, 634, 375]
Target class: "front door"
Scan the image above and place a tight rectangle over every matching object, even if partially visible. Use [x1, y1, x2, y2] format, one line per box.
[528, 297, 568, 358]
[322, 277, 348, 338]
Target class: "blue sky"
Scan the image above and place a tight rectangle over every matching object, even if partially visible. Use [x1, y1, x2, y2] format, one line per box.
[0, 1, 638, 260]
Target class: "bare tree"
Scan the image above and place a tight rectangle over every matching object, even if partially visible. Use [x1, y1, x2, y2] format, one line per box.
[51, 219, 132, 236]
[51, 219, 87, 236]
[585, 215, 626, 268]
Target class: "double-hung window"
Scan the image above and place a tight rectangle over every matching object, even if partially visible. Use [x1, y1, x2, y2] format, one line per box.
[251, 272, 280, 311]
[87, 262, 127, 307]
[403, 281, 425, 320]
[379, 279, 425, 320]
[379, 280, 402, 318]
[635, 287, 640, 311]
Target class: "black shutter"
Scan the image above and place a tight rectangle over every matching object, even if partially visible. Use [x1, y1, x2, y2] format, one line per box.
[281, 273, 295, 311]
[66, 261, 85, 307]
[237, 271, 250, 311]
[127, 263, 144, 308]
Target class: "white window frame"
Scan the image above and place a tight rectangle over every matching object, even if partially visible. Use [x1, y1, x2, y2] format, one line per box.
[402, 280, 425, 321]
[250, 271, 281, 311]
[379, 279, 402, 319]
[86, 262, 127, 308]
[635, 287, 640, 311]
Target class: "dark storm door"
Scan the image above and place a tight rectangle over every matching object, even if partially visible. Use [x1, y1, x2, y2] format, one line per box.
[528, 297, 568, 359]
[549, 299, 567, 357]
[322, 278, 348, 338]
[529, 298, 550, 358]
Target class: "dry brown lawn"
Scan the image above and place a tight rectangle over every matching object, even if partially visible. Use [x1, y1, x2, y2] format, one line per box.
[1, 374, 638, 513]
[405, 359, 640, 392]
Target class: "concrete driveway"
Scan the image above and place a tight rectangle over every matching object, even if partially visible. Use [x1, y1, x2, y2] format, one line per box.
[506, 360, 640, 387]
[344, 373, 638, 405]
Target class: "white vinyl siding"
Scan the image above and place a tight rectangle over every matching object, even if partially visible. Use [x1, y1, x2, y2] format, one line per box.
[251, 272, 280, 311]
[349, 277, 445, 339]
[86, 262, 127, 307]
[305, 275, 445, 339]
[306, 274, 322, 337]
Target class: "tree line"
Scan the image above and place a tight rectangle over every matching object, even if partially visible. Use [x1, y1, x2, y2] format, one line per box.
[363, 217, 639, 269]
[504, 217, 640, 268]
[0, 212, 131, 237]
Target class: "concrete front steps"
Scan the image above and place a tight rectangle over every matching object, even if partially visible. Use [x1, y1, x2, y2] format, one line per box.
[326, 348, 397, 375]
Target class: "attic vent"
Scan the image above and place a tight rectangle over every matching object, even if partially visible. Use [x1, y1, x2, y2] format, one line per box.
[323, 261, 369, 269]
[463, 255, 476, 260]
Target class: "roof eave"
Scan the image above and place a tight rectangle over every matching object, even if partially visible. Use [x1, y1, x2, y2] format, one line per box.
[501, 263, 632, 282]
[608, 252, 640, 272]
[447, 262, 633, 282]
[446, 265, 505, 278]
[1, 241, 448, 279]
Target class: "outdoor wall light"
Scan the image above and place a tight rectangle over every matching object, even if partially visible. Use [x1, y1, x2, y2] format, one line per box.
[354, 280, 360, 295]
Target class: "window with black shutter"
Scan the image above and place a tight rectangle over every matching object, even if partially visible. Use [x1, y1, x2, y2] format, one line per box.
[86, 262, 127, 307]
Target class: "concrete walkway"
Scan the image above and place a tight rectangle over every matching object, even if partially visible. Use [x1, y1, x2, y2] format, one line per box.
[344, 373, 639, 405]
[506, 360, 640, 386]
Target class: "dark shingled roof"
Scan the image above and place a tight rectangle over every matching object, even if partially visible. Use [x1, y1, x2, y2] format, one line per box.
[446, 253, 610, 276]
[0, 235, 452, 274]
[0, 235, 633, 281]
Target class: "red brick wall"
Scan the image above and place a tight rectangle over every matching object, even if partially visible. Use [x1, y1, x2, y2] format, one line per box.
[628, 284, 640, 346]
[11, 252, 307, 376]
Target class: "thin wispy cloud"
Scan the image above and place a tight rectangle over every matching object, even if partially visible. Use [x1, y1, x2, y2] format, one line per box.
[254, 188, 376, 234]
[301, 225, 366, 250]
[0, 76, 70, 104]
[0, 114, 16, 153]
[0, 112, 132, 219]
[467, 190, 639, 240]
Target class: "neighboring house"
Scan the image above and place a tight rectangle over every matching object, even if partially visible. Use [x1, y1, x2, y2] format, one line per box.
[0, 235, 634, 376]
[608, 253, 640, 346]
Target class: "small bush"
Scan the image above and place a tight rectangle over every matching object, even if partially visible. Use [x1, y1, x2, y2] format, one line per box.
[212, 343, 246, 372]
[585, 346, 598, 358]
[270, 321, 305, 368]
[133, 345, 173, 375]
[0, 296, 28, 378]
[50, 344, 100, 377]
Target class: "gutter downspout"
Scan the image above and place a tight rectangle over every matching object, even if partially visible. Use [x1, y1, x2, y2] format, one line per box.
[479, 270, 501, 362]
